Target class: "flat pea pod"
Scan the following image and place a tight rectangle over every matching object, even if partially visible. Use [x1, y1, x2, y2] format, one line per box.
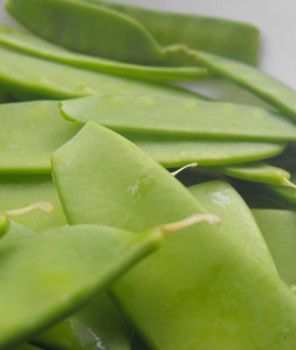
[52, 122, 296, 350]
[0, 25, 210, 83]
[60, 94, 296, 142]
[0, 174, 67, 232]
[0, 100, 81, 174]
[204, 161, 293, 186]
[0, 100, 285, 173]
[188, 180, 276, 272]
[252, 209, 296, 286]
[0, 220, 133, 350]
[6, 0, 259, 66]
[0, 223, 165, 349]
[191, 50, 296, 121]
[0, 48, 201, 101]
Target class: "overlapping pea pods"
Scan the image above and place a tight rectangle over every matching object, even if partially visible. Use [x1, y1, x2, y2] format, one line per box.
[1, 0, 296, 350]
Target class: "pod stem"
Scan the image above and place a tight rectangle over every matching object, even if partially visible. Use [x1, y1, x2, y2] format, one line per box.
[2, 201, 53, 218]
[282, 178, 296, 189]
[170, 163, 198, 176]
[158, 213, 221, 234]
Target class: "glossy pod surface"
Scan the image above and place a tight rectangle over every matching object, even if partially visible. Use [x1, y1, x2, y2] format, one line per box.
[52, 122, 296, 350]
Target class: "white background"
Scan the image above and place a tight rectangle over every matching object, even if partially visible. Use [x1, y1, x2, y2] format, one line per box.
[0, 0, 295, 105]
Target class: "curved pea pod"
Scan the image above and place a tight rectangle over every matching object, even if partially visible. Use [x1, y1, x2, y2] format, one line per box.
[52, 122, 296, 350]
[0, 223, 166, 349]
[60, 94, 296, 142]
[204, 161, 293, 186]
[188, 180, 276, 272]
[0, 26, 210, 83]
[191, 50, 296, 121]
[0, 100, 285, 173]
[6, 0, 259, 66]
[0, 48, 201, 102]
[0, 219, 133, 350]
[252, 209, 296, 286]
[0, 174, 67, 232]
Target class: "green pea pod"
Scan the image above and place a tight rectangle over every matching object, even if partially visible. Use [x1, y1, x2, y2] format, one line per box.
[191, 50, 296, 121]
[0, 48, 202, 101]
[0, 25, 210, 83]
[0, 174, 67, 232]
[188, 180, 276, 272]
[0, 220, 133, 350]
[60, 94, 296, 142]
[252, 209, 296, 286]
[6, 0, 259, 66]
[0, 100, 285, 173]
[204, 161, 293, 186]
[52, 122, 296, 350]
[0, 223, 166, 349]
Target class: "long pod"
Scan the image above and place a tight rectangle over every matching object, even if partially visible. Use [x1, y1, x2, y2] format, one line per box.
[60, 94, 296, 142]
[0, 25, 210, 83]
[6, 0, 259, 66]
[0, 100, 285, 173]
[52, 122, 296, 350]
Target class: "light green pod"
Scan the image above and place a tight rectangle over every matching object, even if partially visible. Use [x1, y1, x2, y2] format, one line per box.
[0, 48, 201, 101]
[204, 161, 292, 186]
[0, 99, 285, 173]
[60, 94, 296, 142]
[193, 50, 296, 121]
[0, 174, 67, 232]
[6, 0, 259, 66]
[0, 220, 133, 350]
[0, 100, 81, 174]
[252, 209, 296, 286]
[188, 180, 276, 272]
[0, 223, 164, 350]
[52, 122, 296, 350]
[0, 25, 210, 83]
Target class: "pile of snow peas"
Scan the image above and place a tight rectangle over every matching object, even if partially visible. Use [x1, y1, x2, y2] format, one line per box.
[2, 0, 296, 349]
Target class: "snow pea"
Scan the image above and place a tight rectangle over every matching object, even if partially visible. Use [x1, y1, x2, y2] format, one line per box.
[0, 223, 168, 349]
[0, 48, 201, 101]
[52, 122, 296, 350]
[191, 50, 296, 121]
[0, 100, 81, 174]
[0, 218, 132, 350]
[204, 161, 293, 186]
[252, 209, 296, 285]
[0, 100, 285, 173]
[60, 94, 296, 142]
[6, 0, 259, 66]
[188, 180, 276, 272]
[0, 174, 67, 232]
[0, 25, 210, 83]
